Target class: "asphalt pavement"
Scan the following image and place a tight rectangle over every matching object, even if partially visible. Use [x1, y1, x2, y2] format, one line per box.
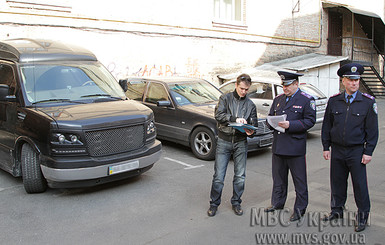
[0, 99, 384, 245]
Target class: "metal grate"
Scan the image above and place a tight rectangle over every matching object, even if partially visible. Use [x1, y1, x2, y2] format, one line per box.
[85, 125, 145, 157]
[255, 120, 271, 135]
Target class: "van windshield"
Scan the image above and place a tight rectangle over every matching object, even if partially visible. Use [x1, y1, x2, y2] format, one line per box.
[20, 61, 126, 104]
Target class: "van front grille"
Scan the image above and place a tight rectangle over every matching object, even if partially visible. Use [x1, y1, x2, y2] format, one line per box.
[84, 125, 145, 157]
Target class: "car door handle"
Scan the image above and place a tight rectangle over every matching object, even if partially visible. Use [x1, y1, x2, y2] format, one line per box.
[262, 103, 270, 106]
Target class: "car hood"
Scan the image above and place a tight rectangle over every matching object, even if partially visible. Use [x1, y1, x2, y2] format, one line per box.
[37, 100, 152, 129]
[181, 103, 217, 118]
[181, 103, 267, 120]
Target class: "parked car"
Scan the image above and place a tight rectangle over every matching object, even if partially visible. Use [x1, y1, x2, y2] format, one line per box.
[119, 77, 273, 160]
[219, 77, 328, 130]
[0, 38, 162, 193]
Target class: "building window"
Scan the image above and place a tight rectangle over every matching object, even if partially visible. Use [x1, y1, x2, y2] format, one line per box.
[214, 0, 243, 22]
[213, 0, 247, 30]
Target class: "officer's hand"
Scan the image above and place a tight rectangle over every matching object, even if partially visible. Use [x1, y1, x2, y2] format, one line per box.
[244, 128, 254, 135]
[323, 151, 330, 160]
[361, 154, 372, 165]
[236, 118, 247, 124]
[278, 121, 290, 129]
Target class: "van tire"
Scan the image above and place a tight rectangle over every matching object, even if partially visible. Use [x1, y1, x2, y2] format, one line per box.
[190, 127, 216, 161]
[21, 144, 47, 193]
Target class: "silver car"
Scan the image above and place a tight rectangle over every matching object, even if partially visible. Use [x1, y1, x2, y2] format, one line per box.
[219, 78, 328, 130]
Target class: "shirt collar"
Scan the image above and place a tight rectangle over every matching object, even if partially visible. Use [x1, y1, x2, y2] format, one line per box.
[287, 88, 300, 99]
[345, 91, 358, 101]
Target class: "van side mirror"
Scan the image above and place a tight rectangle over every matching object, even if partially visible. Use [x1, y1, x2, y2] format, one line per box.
[0, 85, 9, 101]
[119, 79, 128, 92]
[0, 85, 17, 102]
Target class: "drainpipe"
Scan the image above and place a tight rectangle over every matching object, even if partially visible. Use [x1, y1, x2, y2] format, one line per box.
[371, 18, 374, 64]
[351, 12, 355, 61]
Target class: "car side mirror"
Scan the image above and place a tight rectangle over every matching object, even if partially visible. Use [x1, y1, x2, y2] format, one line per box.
[118, 79, 128, 92]
[0, 85, 16, 102]
[157, 100, 171, 107]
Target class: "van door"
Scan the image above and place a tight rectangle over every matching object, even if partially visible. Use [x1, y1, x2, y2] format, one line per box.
[0, 63, 18, 174]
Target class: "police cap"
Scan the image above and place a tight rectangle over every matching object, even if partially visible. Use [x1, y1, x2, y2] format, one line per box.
[337, 63, 364, 79]
[277, 71, 303, 86]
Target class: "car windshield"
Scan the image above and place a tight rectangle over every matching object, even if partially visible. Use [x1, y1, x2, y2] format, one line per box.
[299, 84, 326, 99]
[168, 81, 222, 105]
[20, 61, 125, 104]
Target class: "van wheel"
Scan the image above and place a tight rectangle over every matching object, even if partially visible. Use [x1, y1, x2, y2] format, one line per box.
[21, 144, 47, 193]
[190, 127, 216, 161]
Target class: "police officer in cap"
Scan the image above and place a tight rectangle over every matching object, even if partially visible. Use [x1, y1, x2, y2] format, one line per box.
[265, 71, 316, 222]
[322, 63, 379, 232]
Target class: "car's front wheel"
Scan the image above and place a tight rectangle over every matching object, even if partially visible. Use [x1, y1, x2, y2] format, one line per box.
[190, 127, 216, 161]
[21, 143, 47, 193]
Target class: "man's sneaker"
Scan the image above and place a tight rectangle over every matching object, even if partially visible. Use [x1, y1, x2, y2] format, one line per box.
[232, 205, 243, 216]
[207, 206, 217, 217]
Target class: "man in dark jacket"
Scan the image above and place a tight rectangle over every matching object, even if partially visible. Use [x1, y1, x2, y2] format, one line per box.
[207, 73, 257, 217]
[264, 71, 316, 222]
[321, 63, 378, 232]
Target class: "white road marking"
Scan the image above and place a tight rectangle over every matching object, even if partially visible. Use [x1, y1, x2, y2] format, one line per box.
[164, 157, 204, 169]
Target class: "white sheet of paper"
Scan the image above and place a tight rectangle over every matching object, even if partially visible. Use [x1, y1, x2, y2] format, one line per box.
[267, 114, 287, 133]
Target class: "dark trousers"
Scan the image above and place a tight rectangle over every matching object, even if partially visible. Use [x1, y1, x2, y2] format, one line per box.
[271, 154, 308, 212]
[330, 144, 370, 216]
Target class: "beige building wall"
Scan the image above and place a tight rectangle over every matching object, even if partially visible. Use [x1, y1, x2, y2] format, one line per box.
[0, 0, 383, 85]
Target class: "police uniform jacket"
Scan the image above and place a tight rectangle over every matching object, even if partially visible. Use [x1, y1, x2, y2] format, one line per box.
[215, 90, 258, 142]
[321, 91, 378, 155]
[268, 89, 316, 156]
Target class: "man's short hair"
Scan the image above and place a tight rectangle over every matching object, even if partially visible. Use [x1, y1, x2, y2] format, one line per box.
[236, 73, 252, 86]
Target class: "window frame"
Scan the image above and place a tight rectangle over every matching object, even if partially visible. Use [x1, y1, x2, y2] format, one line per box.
[212, 0, 247, 30]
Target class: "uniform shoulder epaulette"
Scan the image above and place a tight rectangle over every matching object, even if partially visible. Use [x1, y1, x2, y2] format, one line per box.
[362, 93, 375, 100]
[330, 92, 341, 98]
[300, 91, 312, 99]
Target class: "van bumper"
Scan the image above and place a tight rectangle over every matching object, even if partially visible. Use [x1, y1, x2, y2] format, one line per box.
[40, 140, 161, 188]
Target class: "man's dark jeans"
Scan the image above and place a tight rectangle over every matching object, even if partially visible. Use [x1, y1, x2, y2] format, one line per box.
[209, 138, 248, 207]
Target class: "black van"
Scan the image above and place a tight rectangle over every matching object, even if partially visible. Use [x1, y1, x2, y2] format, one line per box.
[0, 38, 162, 193]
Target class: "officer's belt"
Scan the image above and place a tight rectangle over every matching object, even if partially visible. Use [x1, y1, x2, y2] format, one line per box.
[331, 142, 364, 148]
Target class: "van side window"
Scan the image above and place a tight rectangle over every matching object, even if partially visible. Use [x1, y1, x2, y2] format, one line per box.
[0, 64, 16, 95]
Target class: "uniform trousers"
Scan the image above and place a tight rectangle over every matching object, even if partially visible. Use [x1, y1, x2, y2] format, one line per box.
[330, 144, 370, 217]
[271, 154, 308, 212]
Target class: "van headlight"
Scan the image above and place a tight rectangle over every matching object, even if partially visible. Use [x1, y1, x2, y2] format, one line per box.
[51, 133, 86, 155]
[52, 133, 83, 145]
[147, 121, 155, 135]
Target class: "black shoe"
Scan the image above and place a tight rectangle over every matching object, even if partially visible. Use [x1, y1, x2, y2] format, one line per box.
[207, 206, 217, 217]
[354, 221, 367, 232]
[290, 210, 305, 222]
[264, 205, 284, 213]
[322, 212, 343, 222]
[354, 212, 369, 232]
[232, 205, 243, 216]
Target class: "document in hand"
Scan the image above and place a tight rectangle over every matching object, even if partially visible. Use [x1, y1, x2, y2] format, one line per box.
[228, 123, 258, 133]
[267, 114, 287, 133]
